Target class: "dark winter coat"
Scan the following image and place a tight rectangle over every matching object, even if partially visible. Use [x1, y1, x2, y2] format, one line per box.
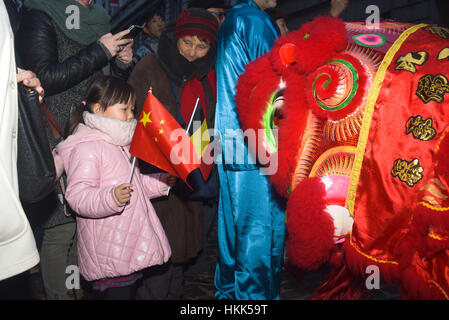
[15, 8, 130, 228]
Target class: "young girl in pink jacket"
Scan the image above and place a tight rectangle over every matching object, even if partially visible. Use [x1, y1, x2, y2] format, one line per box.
[54, 76, 176, 299]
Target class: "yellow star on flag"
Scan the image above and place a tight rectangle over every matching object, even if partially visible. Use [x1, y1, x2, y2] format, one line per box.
[140, 111, 152, 127]
[159, 129, 164, 135]
[160, 120, 166, 125]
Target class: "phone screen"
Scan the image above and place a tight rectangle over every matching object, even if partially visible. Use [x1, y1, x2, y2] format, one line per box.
[122, 25, 144, 40]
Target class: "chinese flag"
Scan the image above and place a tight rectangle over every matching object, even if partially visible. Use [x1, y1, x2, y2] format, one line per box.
[130, 90, 200, 183]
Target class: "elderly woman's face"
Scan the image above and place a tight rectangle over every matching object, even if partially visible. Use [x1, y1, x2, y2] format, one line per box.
[177, 35, 210, 62]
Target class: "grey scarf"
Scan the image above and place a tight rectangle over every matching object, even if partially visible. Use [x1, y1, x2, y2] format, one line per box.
[24, 0, 110, 45]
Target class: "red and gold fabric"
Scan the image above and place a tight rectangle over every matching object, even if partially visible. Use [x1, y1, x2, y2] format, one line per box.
[234, 16, 449, 299]
[345, 25, 449, 299]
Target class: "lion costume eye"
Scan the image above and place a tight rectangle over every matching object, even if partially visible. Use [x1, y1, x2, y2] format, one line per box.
[262, 89, 285, 153]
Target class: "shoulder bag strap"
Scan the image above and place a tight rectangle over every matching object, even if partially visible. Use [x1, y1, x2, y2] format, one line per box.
[40, 102, 64, 139]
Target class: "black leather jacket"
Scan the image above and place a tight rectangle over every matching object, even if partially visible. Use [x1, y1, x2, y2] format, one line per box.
[15, 9, 128, 97]
[14, 9, 130, 229]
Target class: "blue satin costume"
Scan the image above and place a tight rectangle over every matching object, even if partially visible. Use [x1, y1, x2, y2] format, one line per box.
[214, 0, 286, 300]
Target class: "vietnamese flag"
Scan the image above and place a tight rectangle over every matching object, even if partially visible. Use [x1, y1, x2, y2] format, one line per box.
[130, 90, 200, 184]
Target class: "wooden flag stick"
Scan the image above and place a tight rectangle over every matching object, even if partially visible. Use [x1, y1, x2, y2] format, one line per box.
[186, 97, 200, 136]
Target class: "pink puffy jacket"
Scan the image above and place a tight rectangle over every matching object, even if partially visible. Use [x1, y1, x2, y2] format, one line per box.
[54, 112, 171, 281]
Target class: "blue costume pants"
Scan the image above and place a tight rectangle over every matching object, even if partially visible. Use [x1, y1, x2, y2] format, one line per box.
[214, 167, 286, 300]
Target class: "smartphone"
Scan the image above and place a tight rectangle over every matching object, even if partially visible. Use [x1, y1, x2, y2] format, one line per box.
[121, 24, 145, 40]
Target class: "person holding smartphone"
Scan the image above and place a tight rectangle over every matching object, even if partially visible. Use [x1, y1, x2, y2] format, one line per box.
[14, 0, 133, 300]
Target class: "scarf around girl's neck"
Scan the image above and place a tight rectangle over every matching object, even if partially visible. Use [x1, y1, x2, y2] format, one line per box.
[82, 111, 137, 146]
[24, 0, 110, 45]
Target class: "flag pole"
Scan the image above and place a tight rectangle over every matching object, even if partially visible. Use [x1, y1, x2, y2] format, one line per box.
[128, 156, 137, 183]
[128, 87, 153, 185]
[186, 97, 200, 136]
[124, 156, 136, 206]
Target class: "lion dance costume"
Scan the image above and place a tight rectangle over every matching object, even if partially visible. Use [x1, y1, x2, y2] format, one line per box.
[235, 16, 449, 299]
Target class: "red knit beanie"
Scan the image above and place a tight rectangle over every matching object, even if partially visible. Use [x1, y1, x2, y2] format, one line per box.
[175, 8, 219, 46]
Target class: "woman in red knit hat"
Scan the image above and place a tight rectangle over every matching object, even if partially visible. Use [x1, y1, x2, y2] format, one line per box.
[128, 7, 219, 299]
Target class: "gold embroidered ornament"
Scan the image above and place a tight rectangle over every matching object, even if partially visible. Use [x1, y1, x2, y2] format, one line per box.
[405, 115, 436, 141]
[426, 26, 449, 39]
[395, 51, 428, 73]
[438, 48, 449, 61]
[416, 74, 449, 104]
[391, 158, 424, 187]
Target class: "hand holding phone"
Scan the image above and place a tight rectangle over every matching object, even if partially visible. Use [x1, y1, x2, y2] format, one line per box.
[99, 31, 133, 57]
[121, 24, 145, 40]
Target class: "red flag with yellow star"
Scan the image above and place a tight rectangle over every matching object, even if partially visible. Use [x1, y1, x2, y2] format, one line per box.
[130, 90, 200, 183]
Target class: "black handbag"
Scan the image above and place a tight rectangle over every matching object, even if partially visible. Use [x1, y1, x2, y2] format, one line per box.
[174, 164, 219, 201]
[16, 82, 57, 203]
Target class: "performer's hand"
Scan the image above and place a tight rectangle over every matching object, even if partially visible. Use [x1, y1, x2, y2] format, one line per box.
[330, 0, 349, 17]
[161, 173, 177, 187]
[114, 183, 133, 204]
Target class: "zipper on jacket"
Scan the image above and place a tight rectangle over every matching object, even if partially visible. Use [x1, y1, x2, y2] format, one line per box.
[119, 147, 166, 259]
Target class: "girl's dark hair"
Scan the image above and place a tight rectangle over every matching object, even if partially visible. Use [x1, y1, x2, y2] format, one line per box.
[65, 75, 136, 138]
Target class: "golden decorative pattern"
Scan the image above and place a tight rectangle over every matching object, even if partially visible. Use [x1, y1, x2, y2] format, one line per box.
[391, 158, 424, 187]
[428, 226, 449, 241]
[438, 48, 449, 61]
[416, 74, 449, 104]
[418, 201, 449, 212]
[420, 181, 448, 200]
[426, 26, 449, 39]
[429, 178, 447, 191]
[422, 195, 441, 206]
[428, 281, 449, 300]
[428, 232, 449, 241]
[290, 112, 325, 191]
[309, 146, 356, 178]
[323, 108, 364, 142]
[347, 23, 429, 215]
[419, 178, 449, 208]
[395, 51, 428, 73]
[349, 233, 399, 265]
[419, 178, 449, 212]
[405, 115, 436, 141]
